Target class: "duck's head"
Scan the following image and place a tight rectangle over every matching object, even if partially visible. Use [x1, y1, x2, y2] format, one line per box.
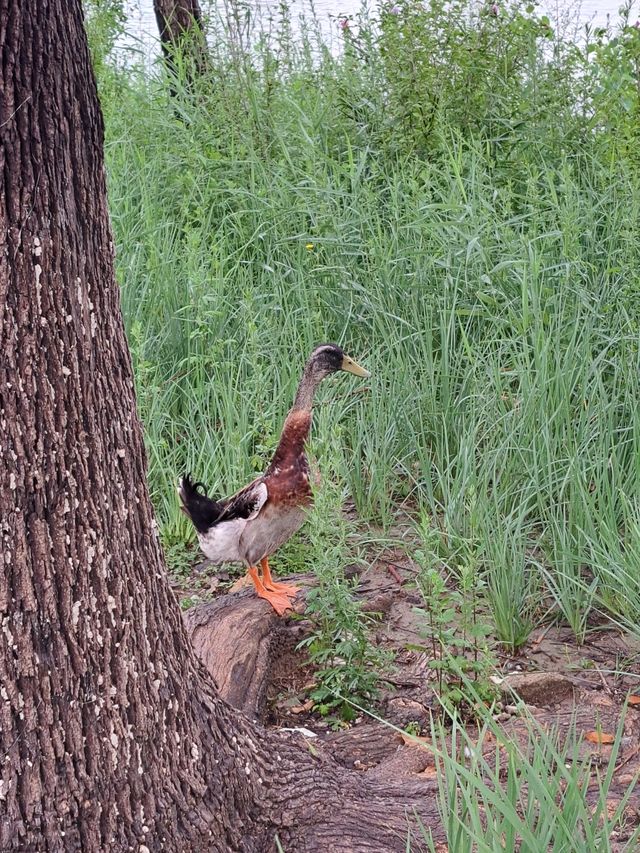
[305, 343, 370, 382]
[293, 344, 369, 410]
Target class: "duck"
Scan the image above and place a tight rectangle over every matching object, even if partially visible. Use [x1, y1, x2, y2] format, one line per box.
[178, 344, 370, 615]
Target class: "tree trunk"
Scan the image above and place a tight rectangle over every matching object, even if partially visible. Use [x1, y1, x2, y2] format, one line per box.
[0, 2, 440, 850]
[153, 0, 211, 89]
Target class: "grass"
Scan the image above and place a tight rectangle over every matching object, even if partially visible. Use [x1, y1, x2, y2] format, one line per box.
[340, 688, 640, 852]
[86, 2, 640, 845]
[94, 0, 639, 681]
[94, 0, 640, 648]
[423, 699, 640, 852]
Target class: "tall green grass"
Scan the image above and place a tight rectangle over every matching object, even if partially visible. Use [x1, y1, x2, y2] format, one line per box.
[94, 0, 640, 644]
[346, 692, 640, 852]
[423, 701, 640, 852]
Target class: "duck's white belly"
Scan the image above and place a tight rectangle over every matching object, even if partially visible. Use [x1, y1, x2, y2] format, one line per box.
[197, 518, 247, 564]
[196, 503, 308, 567]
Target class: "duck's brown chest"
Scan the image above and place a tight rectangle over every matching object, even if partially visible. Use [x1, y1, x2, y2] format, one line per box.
[267, 457, 313, 507]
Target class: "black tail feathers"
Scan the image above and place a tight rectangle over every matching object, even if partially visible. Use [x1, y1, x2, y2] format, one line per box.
[178, 474, 223, 533]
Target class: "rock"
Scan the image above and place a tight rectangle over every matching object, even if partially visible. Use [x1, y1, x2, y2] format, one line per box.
[501, 672, 575, 707]
[364, 592, 394, 615]
[193, 559, 216, 574]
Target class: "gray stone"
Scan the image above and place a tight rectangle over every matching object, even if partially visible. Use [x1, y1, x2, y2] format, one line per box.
[501, 672, 575, 707]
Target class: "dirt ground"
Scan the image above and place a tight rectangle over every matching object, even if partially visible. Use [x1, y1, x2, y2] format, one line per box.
[174, 526, 640, 848]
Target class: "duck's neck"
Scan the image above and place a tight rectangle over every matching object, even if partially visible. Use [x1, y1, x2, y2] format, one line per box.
[267, 369, 320, 472]
[268, 409, 312, 472]
[292, 365, 321, 412]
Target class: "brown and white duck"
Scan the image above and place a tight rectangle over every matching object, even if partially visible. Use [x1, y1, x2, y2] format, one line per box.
[178, 344, 369, 614]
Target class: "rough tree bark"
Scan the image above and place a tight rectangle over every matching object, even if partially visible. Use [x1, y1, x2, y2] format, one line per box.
[0, 1, 439, 850]
[153, 0, 211, 88]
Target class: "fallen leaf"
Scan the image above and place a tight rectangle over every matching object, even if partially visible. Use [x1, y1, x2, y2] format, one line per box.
[398, 732, 432, 749]
[290, 699, 314, 714]
[628, 695, 640, 706]
[280, 726, 317, 738]
[585, 731, 615, 745]
[417, 764, 438, 778]
[590, 694, 616, 708]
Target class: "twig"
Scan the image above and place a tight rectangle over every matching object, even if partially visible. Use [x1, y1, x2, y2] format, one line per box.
[530, 622, 555, 651]
[386, 563, 404, 585]
[614, 744, 640, 777]
[383, 676, 423, 688]
[389, 560, 420, 575]
[594, 664, 613, 696]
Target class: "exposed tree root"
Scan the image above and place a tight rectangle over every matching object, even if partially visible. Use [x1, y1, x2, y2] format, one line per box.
[184, 582, 443, 852]
[184, 577, 311, 716]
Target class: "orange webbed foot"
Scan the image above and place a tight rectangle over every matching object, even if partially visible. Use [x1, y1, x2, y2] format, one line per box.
[257, 589, 293, 616]
[260, 558, 301, 598]
[248, 566, 293, 616]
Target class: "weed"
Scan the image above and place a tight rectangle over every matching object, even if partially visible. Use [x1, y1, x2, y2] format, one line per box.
[413, 545, 499, 715]
[91, 0, 640, 699]
[296, 468, 391, 721]
[162, 539, 196, 579]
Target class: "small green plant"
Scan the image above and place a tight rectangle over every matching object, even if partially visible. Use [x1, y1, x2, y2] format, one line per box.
[413, 543, 498, 715]
[162, 538, 196, 579]
[297, 469, 391, 721]
[404, 720, 422, 737]
[586, 10, 640, 165]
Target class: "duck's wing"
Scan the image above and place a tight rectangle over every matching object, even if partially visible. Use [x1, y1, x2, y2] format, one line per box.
[217, 477, 269, 523]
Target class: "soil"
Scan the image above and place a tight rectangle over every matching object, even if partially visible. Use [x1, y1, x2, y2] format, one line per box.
[174, 519, 640, 849]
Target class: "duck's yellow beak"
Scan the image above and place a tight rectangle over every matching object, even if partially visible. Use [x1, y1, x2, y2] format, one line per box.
[341, 354, 370, 378]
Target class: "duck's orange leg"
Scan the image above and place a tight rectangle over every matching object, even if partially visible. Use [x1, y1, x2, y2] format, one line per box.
[247, 566, 292, 616]
[260, 557, 300, 598]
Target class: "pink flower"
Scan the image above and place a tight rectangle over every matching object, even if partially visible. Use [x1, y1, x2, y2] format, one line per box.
[390, 4, 401, 14]
[490, 3, 499, 14]
[634, 19, 640, 28]
[339, 17, 350, 30]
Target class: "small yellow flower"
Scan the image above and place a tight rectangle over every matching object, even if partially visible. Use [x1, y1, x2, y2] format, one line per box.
[305, 242, 314, 251]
